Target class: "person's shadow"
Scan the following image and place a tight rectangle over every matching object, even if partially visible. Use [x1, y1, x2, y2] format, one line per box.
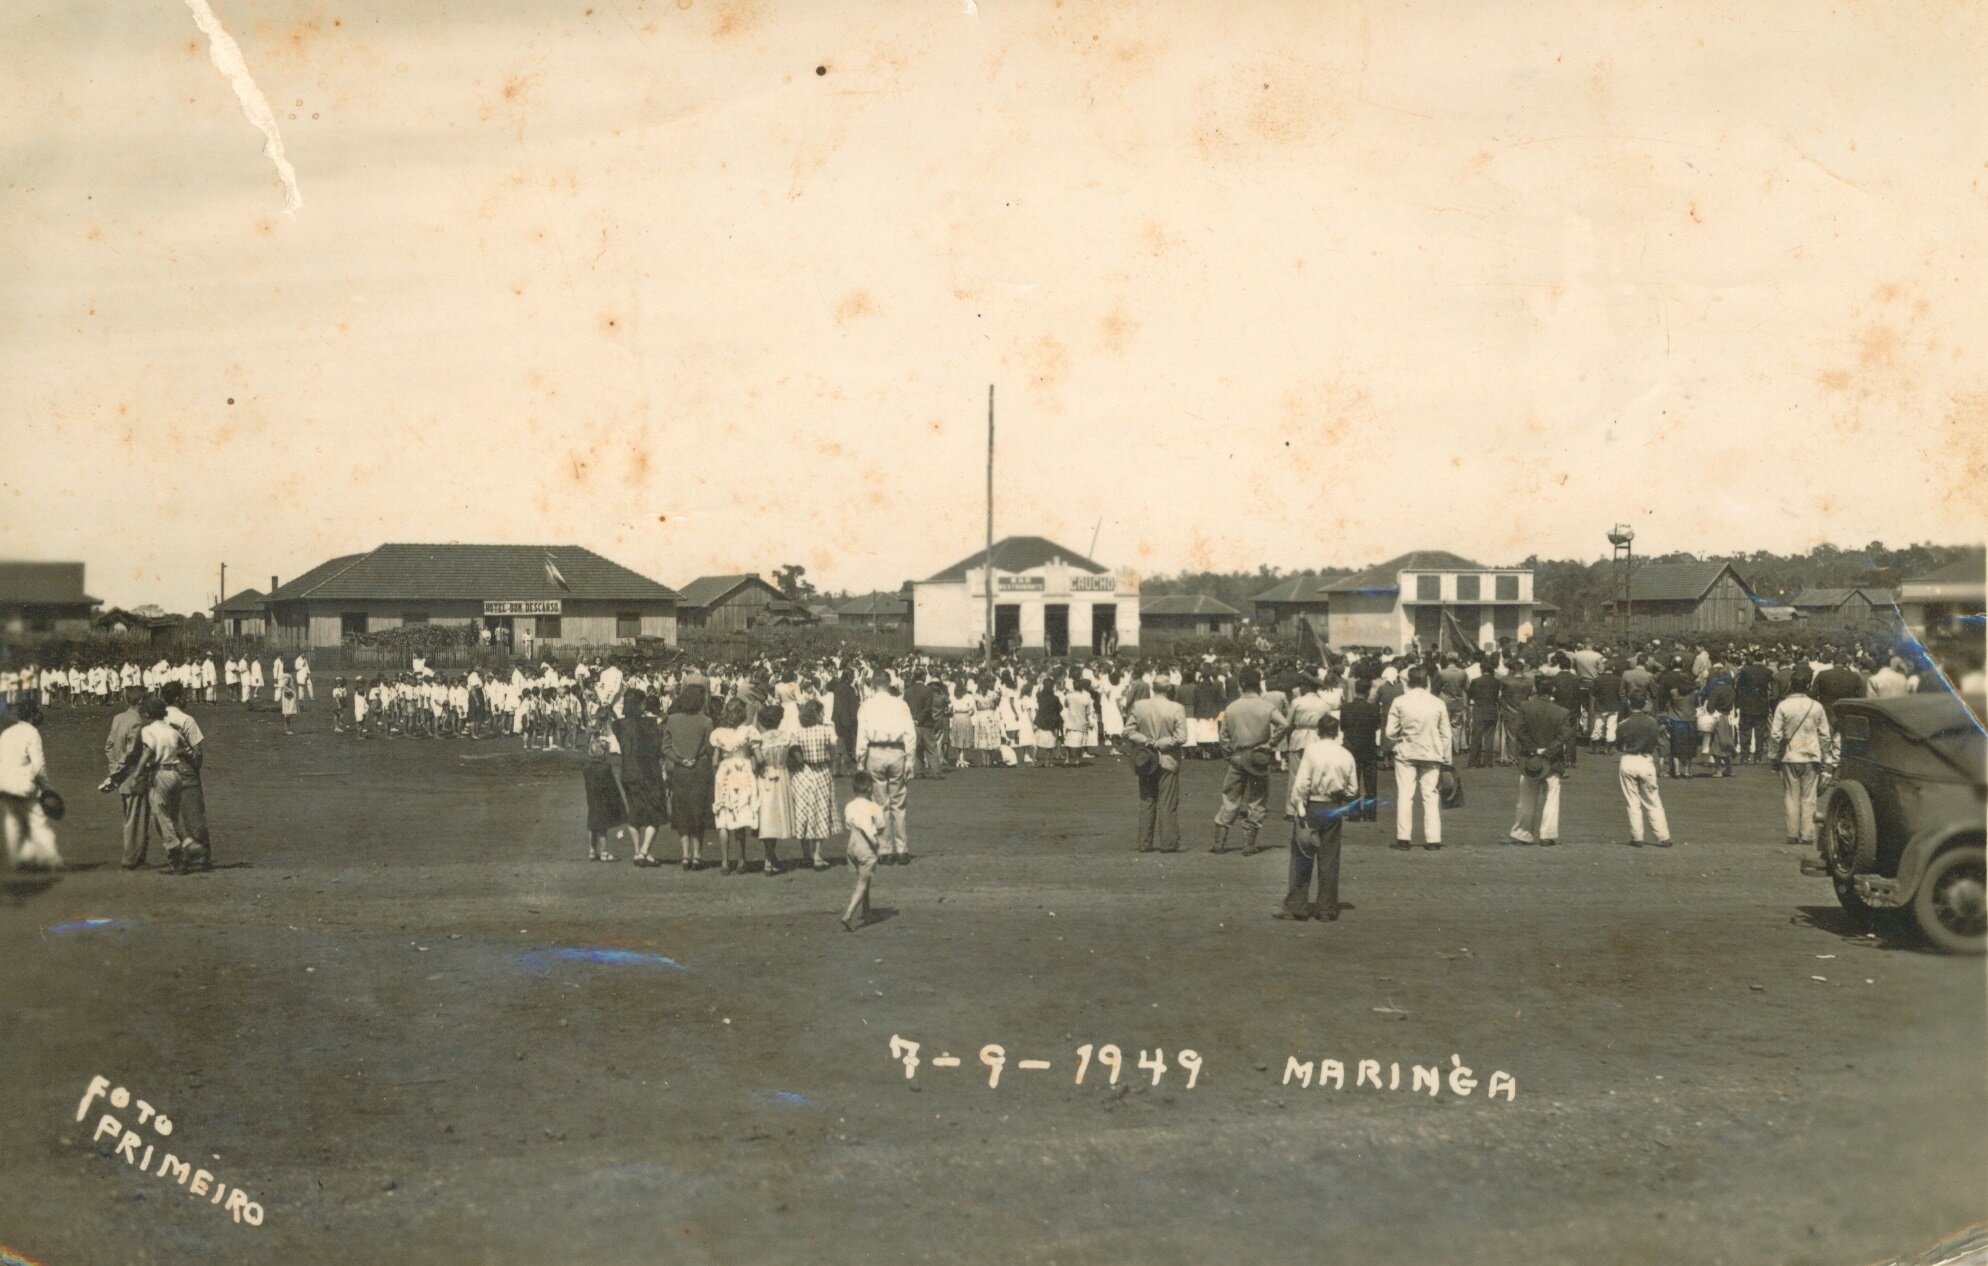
[2, 873, 63, 904]
[864, 906, 900, 926]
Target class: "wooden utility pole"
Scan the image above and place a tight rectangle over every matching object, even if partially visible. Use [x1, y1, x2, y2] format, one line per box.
[984, 384, 995, 661]
[219, 562, 226, 610]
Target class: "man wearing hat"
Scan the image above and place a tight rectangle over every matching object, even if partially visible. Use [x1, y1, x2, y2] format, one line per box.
[1278, 713, 1360, 922]
[1281, 674, 1334, 789]
[1211, 667, 1289, 855]
[1505, 686, 1575, 846]
[1121, 680, 1188, 852]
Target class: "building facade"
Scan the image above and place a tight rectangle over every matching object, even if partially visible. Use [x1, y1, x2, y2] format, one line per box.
[1608, 561, 1757, 636]
[835, 591, 911, 630]
[676, 575, 808, 632]
[213, 588, 268, 639]
[1789, 587, 1900, 634]
[912, 536, 1139, 657]
[262, 544, 678, 650]
[1140, 594, 1242, 639]
[1323, 551, 1537, 654]
[0, 561, 99, 639]
[1896, 556, 1985, 641]
[1249, 576, 1332, 633]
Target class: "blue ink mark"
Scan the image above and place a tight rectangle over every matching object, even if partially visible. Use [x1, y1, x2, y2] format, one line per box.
[755, 1090, 811, 1106]
[41, 917, 138, 936]
[519, 947, 686, 971]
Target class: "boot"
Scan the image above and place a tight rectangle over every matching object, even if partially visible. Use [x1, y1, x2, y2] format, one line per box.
[1209, 826, 1231, 855]
[1240, 826, 1262, 856]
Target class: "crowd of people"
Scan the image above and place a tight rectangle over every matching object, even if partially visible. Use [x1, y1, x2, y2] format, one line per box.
[0, 629, 1977, 931]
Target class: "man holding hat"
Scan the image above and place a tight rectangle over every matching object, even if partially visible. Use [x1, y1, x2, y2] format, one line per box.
[1278, 713, 1359, 922]
[1211, 667, 1289, 855]
[1505, 687, 1576, 846]
[1121, 680, 1188, 852]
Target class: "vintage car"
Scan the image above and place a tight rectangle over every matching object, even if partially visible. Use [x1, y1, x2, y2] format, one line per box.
[1809, 691, 1986, 953]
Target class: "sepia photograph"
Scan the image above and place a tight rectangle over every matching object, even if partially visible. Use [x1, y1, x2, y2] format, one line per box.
[2, 2, 1985, 1263]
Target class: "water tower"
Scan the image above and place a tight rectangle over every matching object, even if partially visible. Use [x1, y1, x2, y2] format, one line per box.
[1608, 524, 1636, 634]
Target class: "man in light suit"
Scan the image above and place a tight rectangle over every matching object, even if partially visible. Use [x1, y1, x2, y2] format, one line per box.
[1383, 667, 1452, 851]
[1121, 681, 1188, 852]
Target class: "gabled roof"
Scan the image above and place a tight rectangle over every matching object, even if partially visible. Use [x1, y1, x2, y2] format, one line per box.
[677, 574, 783, 609]
[213, 587, 266, 615]
[1250, 576, 1330, 604]
[1789, 586, 1892, 610]
[270, 545, 677, 602]
[837, 591, 910, 618]
[1141, 594, 1242, 617]
[1901, 555, 1985, 588]
[0, 561, 97, 606]
[1622, 561, 1753, 603]
[1321, 551, 1487, 595]
[925, 536, 1108, 584]
[268, 553, 369, 602]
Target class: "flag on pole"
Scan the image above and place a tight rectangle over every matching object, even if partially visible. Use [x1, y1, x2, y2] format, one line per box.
[544, 553, 571, 591]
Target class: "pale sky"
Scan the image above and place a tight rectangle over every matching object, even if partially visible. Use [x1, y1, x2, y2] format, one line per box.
[3, 0, 1984, 611]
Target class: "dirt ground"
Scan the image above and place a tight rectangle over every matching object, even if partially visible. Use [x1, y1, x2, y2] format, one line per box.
[1, 699, 1982, 1266]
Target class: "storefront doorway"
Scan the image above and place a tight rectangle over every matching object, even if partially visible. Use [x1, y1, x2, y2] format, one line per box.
[994, 604, 1021, 654]
[1044, 603, 1070, 657]
[1090, 604, 1117, 655]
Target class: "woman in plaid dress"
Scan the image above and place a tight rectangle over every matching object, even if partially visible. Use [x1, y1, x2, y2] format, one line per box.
[789, 699, 841, 870]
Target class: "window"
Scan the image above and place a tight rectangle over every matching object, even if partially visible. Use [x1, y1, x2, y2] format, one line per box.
[340, 612, 368, 637]
[1495, 575, 1519, 601]
[537, 615, 562, 640]
[401, 611, 429, 625]
[1416, 574, 1441, 601]
[1457, 575, 1480, 600]
[616, 612, 642, 639]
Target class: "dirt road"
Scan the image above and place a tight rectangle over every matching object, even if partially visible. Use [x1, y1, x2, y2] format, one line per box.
[2, 703, 1980, 1265]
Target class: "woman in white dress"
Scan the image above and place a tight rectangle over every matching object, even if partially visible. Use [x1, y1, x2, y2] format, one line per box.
[710, 697, 760, 875]
[1099, 669, 1126, 742]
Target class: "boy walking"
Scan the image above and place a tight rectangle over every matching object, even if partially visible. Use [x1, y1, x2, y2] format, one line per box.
[841, 772, 885, 932]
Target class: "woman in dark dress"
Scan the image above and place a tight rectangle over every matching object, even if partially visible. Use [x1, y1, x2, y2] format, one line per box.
[663, 683, 715, 869]
[1034, 676, 1064, 769]
[612, 687, 667, 866]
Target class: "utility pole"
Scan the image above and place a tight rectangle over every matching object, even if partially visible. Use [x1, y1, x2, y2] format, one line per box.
[984, 384, 995, 661]
[219, 561, 226, 610]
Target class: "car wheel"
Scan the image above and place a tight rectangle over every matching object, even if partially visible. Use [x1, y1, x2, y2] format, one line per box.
[1912, 846, 1987, 955]
[1822, 783, 1877, 879]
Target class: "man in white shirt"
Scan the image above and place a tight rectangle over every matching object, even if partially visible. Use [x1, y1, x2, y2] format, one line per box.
[1769, 667, 1832, 849]
[1383, 667, 1453, 851]
[1280, 714, 1360, 922]
[160, 683, 213, 868]
[295, 654, 313, 701]
[201, 656, 219, 704]
[854, 675, 918, 863]
[0, 704, 61, 869]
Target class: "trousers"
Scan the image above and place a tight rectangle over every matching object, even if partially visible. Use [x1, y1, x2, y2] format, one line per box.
[0, 793, 61, 868]
[1285, 814, 1343, 917]
[1214, 764, 1269, 831]
[863, 749, 910, 856]
[1509, 773, 1561, 844]
[147, 768, 186, 856]
[1135, 764, 1180, 850]
[120, 790, 154, 866]
[1618, 754, 1669, 843]
[1781, 762, 1820, 843]
[1394, 760, 1443, 844]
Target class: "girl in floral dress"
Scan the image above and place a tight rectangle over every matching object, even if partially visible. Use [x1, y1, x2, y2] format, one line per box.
[710, 697, 760, 876]
[750, 704, 794, 876]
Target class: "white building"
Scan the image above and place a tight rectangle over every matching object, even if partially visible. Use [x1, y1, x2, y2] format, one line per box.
[912, 536, 1139, 658]
[1323, 550, 1538, 654]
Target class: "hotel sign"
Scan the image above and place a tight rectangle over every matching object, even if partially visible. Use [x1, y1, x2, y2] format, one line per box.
[484, 600, 562, 616]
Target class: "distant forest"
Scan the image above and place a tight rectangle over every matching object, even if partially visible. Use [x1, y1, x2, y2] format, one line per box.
[1138, 542, 1984, 627]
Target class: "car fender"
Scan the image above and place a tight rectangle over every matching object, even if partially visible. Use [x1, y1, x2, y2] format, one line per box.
[1891, 822, 1986, 903]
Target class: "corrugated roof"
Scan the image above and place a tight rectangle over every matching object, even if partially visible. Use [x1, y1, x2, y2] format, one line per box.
[0, 561, 97, 605]
[677, 574, 782, 609]
[274, 545, 677, 602]
[925, 536, 1108, 583]
[1902, 555, 1985, 587]
[1141, 594, 1242, 617]
[1321, 551, 1486, 595]
[213, 587, 266, 614]
[1623, 561, 1752, 603]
